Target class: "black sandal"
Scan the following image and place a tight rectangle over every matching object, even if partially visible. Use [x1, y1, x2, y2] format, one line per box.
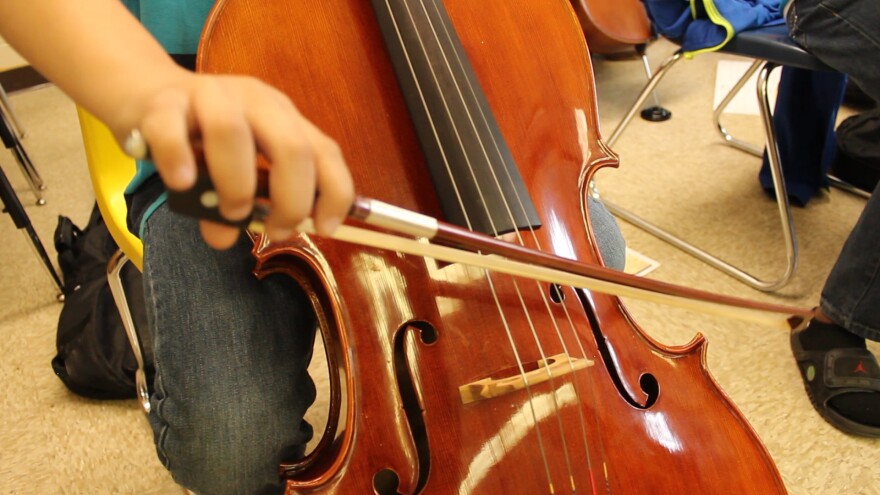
[791, 325, 880, 437]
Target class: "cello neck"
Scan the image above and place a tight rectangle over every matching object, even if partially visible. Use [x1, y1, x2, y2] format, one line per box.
[369, 0, 540, 235]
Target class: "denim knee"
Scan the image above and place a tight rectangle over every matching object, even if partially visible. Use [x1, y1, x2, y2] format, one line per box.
[141, 205, 318, 494]
[149, 369, 315, 495]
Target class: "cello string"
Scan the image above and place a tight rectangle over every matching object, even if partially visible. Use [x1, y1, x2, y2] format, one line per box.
[421, 0, 603, 488]
[406, 0, 585, 476]
[412, 0, 603, 490]
[413, 0, 607, 490]
[379, 0, 557, 487]
[404, 0, 583, 480]
[394, 0, 568, 479]
[398, 2, 595, 491]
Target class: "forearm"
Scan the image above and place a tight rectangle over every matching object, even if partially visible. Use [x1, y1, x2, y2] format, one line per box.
[0, 0, 191, 138]
[1, 1, 355, 247]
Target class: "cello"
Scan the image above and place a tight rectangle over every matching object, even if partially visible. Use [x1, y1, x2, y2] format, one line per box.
[570, 0, 654, 55]
[189, 0, 790, 492]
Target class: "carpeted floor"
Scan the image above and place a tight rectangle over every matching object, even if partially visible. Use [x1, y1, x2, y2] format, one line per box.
[1, 37, 877, 494]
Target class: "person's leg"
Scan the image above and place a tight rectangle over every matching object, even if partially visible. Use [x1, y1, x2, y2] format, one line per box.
[786, 0, 880, 435]
[142, 204, 316, 495]
[759, 67, 847, 206]
[791, 183, 880, 435]
[820, 182, 880, 342]
[787, 0, 880, 103]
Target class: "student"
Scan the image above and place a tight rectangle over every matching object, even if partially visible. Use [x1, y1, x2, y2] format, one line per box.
[0, 2, 626, 493]
[784, 0, 880, 438]
[0, 3, 355, 492]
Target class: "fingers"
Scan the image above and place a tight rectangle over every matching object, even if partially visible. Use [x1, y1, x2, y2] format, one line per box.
[199, 220, 241, 250]
[192, 78, 257, 224]
[247, 85, 354, 240]
[139, 90, 196, 191]
[246, 90, 315, 241]
[303, 121, 354, 236]
[137, 75, 353, 248]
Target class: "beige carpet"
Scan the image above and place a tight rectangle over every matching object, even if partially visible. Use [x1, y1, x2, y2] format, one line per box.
[1, 38, 877, 494]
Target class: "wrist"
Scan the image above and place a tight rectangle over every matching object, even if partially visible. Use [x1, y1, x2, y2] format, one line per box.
[107, 65, 196, 142]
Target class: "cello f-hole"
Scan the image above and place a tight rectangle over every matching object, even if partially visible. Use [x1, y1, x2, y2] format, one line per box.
[549, 284, 566, 303]
[373, 469, 404, 495]
[391, 321, 438, 493]
[578, 288, 660, 409]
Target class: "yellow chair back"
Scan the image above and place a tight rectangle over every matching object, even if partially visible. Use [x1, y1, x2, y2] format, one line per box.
[76, 107, 144, 271]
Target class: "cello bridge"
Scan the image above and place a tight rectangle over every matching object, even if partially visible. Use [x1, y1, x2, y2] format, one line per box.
[458, 353, 593, 404]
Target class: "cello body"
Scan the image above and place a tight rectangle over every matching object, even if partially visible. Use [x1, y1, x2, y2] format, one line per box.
[198, 1, 786, 493]
[570, 0, 653, 54]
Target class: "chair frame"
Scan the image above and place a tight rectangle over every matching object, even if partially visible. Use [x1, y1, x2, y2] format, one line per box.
[0, 90, 45, 205]
[106, 250, 151, 414]
[599, 50, 798, 291]
[78, 107, 151, 413]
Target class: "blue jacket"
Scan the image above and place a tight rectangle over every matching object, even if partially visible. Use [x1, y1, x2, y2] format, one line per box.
[644, 0, 786, 55]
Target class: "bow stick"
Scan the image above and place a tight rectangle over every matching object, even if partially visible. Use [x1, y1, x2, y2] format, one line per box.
[124, 132, 812, 330]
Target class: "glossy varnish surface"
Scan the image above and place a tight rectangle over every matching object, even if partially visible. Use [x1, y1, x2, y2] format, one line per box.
[199, 1, 786, 493]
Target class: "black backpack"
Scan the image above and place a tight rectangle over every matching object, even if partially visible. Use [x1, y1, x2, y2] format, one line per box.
[52, 205, 154, 400]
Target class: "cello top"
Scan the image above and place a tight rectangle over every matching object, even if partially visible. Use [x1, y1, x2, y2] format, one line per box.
[196, 1, 787, 493]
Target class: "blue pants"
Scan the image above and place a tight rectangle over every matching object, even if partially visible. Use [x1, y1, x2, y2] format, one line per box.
[759, 67, 847, 206]
[142, 205, 317, 495]
[140, 198, 625, 494]
[786, 0, 880, 341]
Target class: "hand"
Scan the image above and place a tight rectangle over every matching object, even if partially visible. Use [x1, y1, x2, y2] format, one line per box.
[134, 73, 354, 249]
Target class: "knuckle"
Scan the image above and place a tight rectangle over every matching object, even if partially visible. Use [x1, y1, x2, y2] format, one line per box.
[276, 134, 314, 164]
[205, 113, 248, 139]
[317, 138, 343, 159]
[272, 198, 310, 225]
[218, 196, 253, 220]
[139, 117, 179, 151]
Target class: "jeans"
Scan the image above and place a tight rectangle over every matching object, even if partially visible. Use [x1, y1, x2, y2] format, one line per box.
[142, 205, 317, 495]
[139, 198, 625, 494]
[787, 0, 880, 341]
[820, 182, 880, 342]
[787, 0, 880, 104]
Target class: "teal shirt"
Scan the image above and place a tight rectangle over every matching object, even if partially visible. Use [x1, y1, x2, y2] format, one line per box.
[120, 0, 214, 54]
[120, 0, 215, 235]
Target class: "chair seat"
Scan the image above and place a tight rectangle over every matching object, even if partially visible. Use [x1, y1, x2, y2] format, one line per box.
[721, 24, 834, 72]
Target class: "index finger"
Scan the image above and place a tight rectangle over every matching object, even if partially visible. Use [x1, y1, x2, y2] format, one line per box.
[139, 91, 197, 191]
[192, 78, 256, 223]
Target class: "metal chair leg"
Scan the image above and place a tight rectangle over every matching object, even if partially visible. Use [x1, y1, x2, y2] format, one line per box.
[607, 50, 684, 147]
[106, 250, 151, 414]
[598, 59, 798, 291]
[826, 175, 872, 199]
[714, 59, 766, 155]
[635, 44, 672, 122]
[0, 82, 26, 139]
[21, 224, 65, 298]
[0, 161, 63, 298]
[11, 136, 46, 200]
[713, 62, 871, 200]
[753, 62, 798, 290]
[0, 111, 44, 204]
